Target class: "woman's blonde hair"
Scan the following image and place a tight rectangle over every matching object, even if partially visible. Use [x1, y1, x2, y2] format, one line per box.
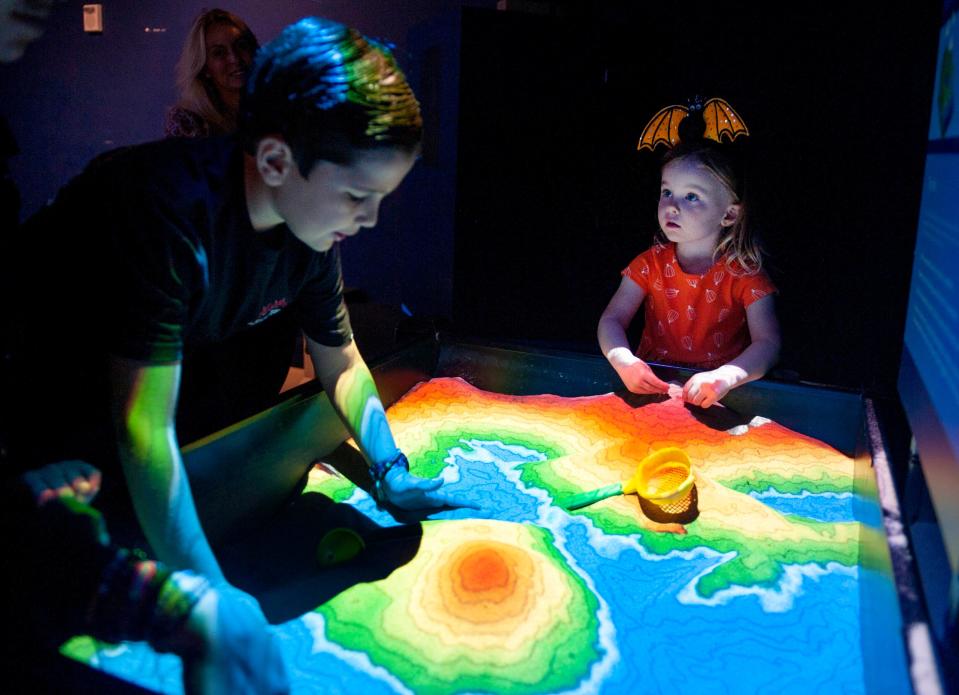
[173, 9, 258, 134]
[658, 142, 763, 275]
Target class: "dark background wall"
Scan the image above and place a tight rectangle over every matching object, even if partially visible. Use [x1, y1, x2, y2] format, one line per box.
[448, 2, 941, 395]
[1, 1, 943, 396]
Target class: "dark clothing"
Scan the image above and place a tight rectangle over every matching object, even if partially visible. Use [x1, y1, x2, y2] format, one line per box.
[176, 313, 301, 443]
[164, 105, 218, 139]
[1, 485, 117, 648]
[4, 135, 352, 471]
[0, 116, 19, 231]
[1, 116, 20, 465]
[16, 135, 351, 360]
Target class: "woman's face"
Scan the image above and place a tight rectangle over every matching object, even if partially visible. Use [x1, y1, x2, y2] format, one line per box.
[203, 22, 254, 97]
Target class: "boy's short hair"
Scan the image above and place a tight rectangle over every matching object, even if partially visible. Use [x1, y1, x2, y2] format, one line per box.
[241, 17, 423, 177]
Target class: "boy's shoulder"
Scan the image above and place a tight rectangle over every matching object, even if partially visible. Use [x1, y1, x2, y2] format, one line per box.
[85, 135, 239, 192]
[39, 135, 245, 231]
[23, 136, 246, 255]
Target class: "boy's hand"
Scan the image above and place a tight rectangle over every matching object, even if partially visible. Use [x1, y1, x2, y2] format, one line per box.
[608, 349, 670, 394]
[380, 466, 477, 511]
[682, 366, 745, 408]
[181, 583, 290, 695]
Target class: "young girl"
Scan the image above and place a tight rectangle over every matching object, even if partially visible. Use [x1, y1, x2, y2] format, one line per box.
[598, 140, 781, 408]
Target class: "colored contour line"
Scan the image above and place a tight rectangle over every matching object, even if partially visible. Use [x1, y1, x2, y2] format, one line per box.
[317, 519, 601, 694]
[383, 378, 862, 597]
[303, 464, 357, 502]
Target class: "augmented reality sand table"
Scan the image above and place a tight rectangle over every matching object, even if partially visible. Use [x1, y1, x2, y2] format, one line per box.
[66, 377, 899, 694]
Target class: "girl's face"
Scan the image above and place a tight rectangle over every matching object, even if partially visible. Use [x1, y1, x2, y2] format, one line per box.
[203, 22, 254, 96]
[658, 156, 739, 253]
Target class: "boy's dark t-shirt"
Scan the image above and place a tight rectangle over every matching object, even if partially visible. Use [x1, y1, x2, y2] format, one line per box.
[6, 135, 352, 468]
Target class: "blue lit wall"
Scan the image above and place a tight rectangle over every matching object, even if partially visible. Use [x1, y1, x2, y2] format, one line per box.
[899, 0, 959, 601]
[902, 5, 959, 461]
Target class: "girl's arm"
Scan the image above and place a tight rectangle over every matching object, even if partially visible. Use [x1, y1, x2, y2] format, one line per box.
[598, 277, 670, 394]
[683, 294, 781, 407]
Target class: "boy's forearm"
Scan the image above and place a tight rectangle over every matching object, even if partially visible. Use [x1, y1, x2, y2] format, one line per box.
[311, 340, 398, 465]
[333, 364, 398, 465]
[116, 430, 224, 582]
[110, 357, 225, 581]
[311, 339, 458, 511]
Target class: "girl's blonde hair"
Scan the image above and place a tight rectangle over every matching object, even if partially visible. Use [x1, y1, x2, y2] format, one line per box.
[173, 9, 258, 134]
[658, 142, 764, 276]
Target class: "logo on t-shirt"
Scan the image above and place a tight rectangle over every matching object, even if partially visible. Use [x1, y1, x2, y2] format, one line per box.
[249, 298, 289, 326]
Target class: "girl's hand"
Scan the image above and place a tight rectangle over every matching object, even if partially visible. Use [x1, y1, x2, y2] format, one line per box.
[682, 367, 744, 408]
[608, 349, 670, 394]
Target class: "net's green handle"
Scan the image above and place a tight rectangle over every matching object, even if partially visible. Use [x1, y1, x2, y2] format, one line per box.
[562, 483, 624, 510]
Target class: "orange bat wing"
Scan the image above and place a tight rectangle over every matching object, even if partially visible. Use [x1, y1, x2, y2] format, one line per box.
[702, 98, 749, 143]
[638, 104, 688, 151]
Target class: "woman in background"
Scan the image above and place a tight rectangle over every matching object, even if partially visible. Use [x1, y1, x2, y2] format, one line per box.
[164, 8, 258, 137]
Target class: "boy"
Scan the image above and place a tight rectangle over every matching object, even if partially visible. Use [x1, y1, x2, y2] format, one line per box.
[4, 17, 450, 610]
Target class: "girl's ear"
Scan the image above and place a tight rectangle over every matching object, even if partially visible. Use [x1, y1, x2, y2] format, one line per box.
[721, 203, 742, 227]
[255, 136, 295, 187]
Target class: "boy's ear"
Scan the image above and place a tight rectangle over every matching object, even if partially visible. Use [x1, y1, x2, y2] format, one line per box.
[721, 203, 742, 227]
[255, 136, 296, 187]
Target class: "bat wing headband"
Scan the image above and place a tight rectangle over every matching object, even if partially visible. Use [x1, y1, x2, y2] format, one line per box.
[638, 96, 749, 151]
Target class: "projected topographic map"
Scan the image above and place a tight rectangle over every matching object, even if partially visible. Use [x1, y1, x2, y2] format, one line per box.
[65, 377, 903, 694]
